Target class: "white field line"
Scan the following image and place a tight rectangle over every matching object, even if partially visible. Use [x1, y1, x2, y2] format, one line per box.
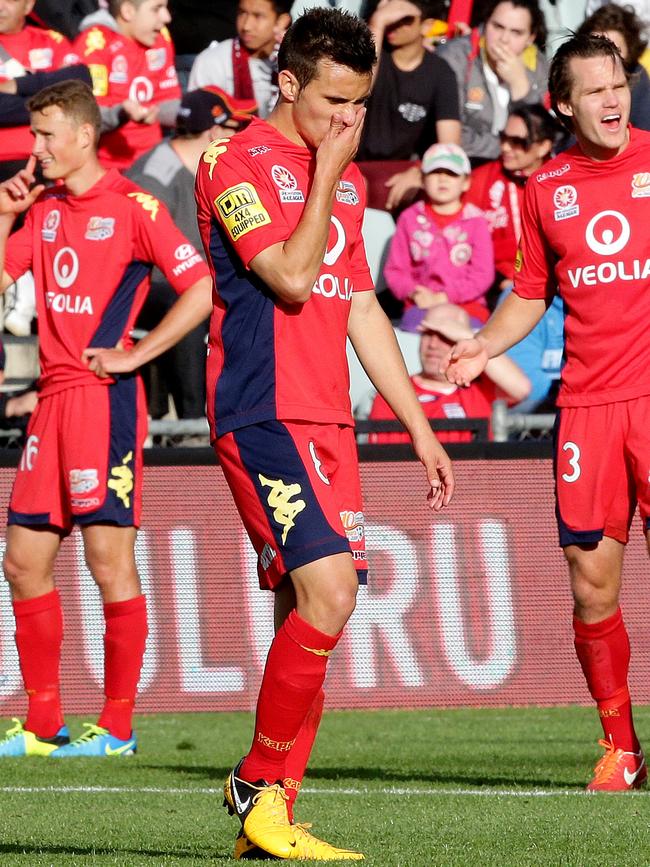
[0, 785, 646, 798]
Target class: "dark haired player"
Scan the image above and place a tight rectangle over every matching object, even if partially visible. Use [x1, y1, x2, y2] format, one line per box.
[0, 80, 212, 758]
[444, 33, 650, 791]
[195, 7, 454, 860]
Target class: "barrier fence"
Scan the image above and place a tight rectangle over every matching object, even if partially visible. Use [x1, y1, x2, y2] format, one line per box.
[0, 452, 649, 716]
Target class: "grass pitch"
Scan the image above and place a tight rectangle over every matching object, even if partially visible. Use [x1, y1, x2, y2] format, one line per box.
[0, 706, 647, 866]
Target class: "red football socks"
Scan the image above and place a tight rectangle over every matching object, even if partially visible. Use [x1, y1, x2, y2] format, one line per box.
[240, 610, 340, 784]
[13, 589, 64, 738]
[98, 595, 148, 740]
[283, 688, 325, 821]
[573, 608, 640, 752]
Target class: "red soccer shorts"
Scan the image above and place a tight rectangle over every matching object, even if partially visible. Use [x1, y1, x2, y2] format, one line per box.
[8, 378, 147, 533]
[554, 397, 650, 546]
[215, 419, 367, 589]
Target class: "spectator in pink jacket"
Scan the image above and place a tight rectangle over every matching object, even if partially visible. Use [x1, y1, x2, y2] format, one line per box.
[384, 142, 495, 331]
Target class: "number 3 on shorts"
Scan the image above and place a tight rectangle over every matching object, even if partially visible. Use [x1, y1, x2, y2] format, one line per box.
[562, 441, 581, 483]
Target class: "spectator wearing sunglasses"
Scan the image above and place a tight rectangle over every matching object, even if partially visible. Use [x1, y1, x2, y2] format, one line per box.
[465, 103, 560, 295]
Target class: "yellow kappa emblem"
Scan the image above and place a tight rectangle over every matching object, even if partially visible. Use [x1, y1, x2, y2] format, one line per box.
[127, 191, 160, 221]
[202, 138, 229, 180]
[259, 474, 306, 544]
[108, 451, 134, 508]
[84, 27, 106, 56]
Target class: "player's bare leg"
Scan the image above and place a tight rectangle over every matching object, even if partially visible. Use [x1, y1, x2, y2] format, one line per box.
[565, 539, 645, 790]
[51, 525, 146, 758]
[225, 553, 363, 859]
[0, 525, 69, 755]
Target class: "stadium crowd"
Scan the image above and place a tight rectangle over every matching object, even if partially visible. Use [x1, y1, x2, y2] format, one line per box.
[2, 0, 649, 445]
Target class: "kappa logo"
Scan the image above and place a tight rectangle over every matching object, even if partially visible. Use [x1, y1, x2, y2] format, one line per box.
[248, 145, 271, 156]
[258, 474, 306, 543]
[42, 209, 60, 242]
[84, 27, 105, 56]
[202, 138, 229, 180]
[108, 451, 134, 508]
[536, 163, 570, 183]
[127, 191, 159, 221]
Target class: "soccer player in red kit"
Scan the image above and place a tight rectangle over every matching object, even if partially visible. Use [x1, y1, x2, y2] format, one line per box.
[444, 33, 650, 791]
[195, 7, 454, 860]
[0, 80, 212, 758]
[74, 0, 181, 170]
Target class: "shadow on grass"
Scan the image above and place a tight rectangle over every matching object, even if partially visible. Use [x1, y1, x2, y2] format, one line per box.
[0, 843, 231, 860]
[140, 763, 584, 790]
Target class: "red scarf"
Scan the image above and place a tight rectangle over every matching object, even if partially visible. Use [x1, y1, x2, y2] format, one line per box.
[232, 38, 257, 107]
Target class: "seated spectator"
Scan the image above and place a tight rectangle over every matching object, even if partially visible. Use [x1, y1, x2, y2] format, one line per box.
[188, 0, 291, 119]
[0, 0, 78, 177]
[74, 0, 181, 170]
[357, 0, 461, 211]
[465, 103, 560, 298]
[127, 87, 255, 437]
[384, 143, 494, 331]
[578, 3, 650, 131]
[368, 302, 530, 442]
[437, 0, 549, 166]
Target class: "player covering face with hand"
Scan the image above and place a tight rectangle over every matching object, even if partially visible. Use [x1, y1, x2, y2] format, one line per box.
[443, 33, 649, 792]
[194, 6, 454, 860]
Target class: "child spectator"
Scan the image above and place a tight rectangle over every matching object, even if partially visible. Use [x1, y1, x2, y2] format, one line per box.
[368, 302, 530, 442]
[188, 0, 291, 118]
[74, 0, 181, 170]
[384, 142, 494, 331]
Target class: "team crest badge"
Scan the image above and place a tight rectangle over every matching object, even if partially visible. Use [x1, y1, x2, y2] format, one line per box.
[631, 173, 650, 198]
[42, 209, 60, 242]
[553, 185, 579, 221]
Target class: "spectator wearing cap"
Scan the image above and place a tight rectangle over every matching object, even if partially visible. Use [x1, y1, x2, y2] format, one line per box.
[367, 301, 530, 442]
[188, 0, 292, 118]
[384, 142, 495, 333]
[127, 87, 256, 438]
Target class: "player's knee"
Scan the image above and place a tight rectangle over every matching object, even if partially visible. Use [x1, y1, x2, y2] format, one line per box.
[308, 579, 358, 630]
[570, 574, 618, 618]
[2, 548, 49, 591]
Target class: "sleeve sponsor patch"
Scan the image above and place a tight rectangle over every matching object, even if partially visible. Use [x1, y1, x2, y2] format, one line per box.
[88, 63, 108, 97]
[215, 183, 271, 241]
[514, 248, 523, 272]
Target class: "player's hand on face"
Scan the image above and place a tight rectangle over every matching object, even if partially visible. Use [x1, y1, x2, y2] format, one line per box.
[441, 337, 489, 387]
[316, 106, 366, 179]
[82, 343, 137, 379]
[0, 156, 45, 216]
[413, 431, 454, 510]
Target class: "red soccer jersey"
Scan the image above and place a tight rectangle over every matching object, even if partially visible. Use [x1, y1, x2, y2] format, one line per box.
[465, 160, 525, 282]
[515, 127, 650, 407]
[4, 169, 209, 397]
[368, 376, 494, 443]
[73, 25, 180, 170]
[195, 117, 374, 438]
[0, 25, 78, 161]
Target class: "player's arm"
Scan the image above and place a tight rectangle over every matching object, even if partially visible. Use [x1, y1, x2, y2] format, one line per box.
[83, 275, 213, 377]
[347, 289, 454, 510]
[0, 158, 44, 291]
[442, 291, 547, 387]
[248, 107, 367, 304]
